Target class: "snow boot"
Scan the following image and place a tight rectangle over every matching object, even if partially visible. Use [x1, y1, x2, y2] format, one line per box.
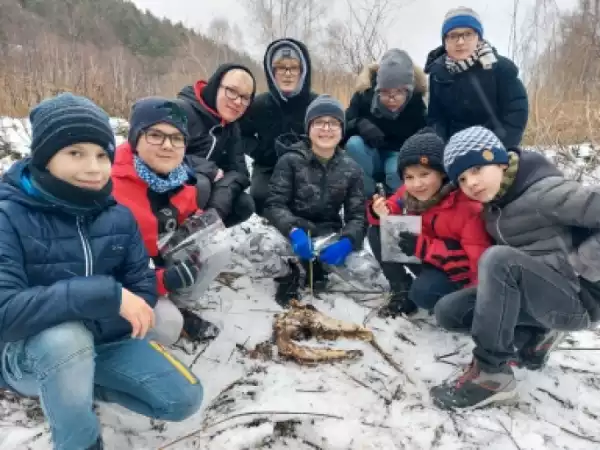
[275, 261, 302, 307]
[179, 308, 220, 342]
[430, 359, 517, 410]
[512, 330, 565, 371]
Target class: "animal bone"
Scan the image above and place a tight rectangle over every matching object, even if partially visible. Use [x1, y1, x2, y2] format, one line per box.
[274, 299, 374, 364]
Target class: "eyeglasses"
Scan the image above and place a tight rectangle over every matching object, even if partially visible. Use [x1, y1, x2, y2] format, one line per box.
[144, 129, 186, 148]
[274, 66, 301, 76]
[445, 30, 478, 44]
[221, 85, 252, 106]
[378, 89, 408, 101]
[312, 119, 342, 131]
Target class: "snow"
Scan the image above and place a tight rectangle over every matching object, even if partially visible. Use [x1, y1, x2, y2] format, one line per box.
[0, 117, 599, 449]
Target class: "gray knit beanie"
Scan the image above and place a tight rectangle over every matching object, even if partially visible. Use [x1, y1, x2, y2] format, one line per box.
[304, 95, 345, 132]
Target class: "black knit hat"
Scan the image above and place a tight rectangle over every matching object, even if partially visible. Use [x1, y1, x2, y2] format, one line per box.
[397, 127, 445, 179]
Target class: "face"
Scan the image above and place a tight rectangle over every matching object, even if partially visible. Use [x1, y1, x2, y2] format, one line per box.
[216, 69, 255, 123]
[46, 142, 111, 191]
[273, 58, 301, 93]
[403, 165, 444, 201]
[444, 27, 479, 61]
[309, 116, 342, 151]
[136, 123, 186, 175]
[458, 164, 506, 203]
[379, 87, 409, 112]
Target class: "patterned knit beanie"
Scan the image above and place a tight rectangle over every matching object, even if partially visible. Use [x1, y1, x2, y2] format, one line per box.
[397, 128, 445, 178]
[442, 7, 483, 40]
[443, 126, 509, 183]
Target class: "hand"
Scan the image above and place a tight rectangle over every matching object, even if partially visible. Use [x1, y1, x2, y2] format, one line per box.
[289, 228, 313, 260]
[163, 257, 202, 292]
[398, 231, 418, 256]
[319, 237, 353, 266]
[215, 169, 224, 181]
[372, 195, 390, 218]
[357, 119, 385, 148]
[120, 288, 155, 339]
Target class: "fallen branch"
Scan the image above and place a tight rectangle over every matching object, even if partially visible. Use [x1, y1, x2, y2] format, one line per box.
[542, 418, 600, 444]
[369, 339, 411, 384]
[497, 419, 523, 450]
[556, 347, 600, 351]
[159, 410, 345, 449]
[337, 368, 391, 404]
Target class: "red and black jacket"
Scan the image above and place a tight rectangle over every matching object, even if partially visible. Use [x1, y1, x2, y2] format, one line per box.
[368, 186, 492, 286]
[112, 142, 203, 295]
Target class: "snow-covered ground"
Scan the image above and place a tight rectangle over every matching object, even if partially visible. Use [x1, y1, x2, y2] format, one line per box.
[0, 118, 599, 449]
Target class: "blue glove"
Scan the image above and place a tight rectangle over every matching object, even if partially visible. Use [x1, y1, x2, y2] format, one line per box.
[319, 237, 353, 266]
[289, 228, 313, 260]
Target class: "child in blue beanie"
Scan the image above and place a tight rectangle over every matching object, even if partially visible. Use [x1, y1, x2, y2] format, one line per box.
[0, 93, 202, 449]
[430, 125, 599, 410]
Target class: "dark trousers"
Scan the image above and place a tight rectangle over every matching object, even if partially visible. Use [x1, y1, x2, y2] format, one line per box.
[250, 165, 273, 217]
[436, 246, 591, 371]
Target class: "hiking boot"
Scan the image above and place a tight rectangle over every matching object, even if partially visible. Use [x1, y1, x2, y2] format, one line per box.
[511, 330, 565, 371]
[378, 291, 418, 318]
[430, 359, 518, 410]
[179, 308, 220, 342]
[275, 262, 302, 307]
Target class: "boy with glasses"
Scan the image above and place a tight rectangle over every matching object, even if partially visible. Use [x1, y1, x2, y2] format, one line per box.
[177, 63, 257, 228]
[240, 38, 318, 216]
[261, 95, 370, 306]
[424, 7, 528, 148]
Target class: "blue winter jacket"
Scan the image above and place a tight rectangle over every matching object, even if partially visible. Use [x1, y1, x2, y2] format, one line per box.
[425, 49, 528, 148]
[0, 160, 157, 346]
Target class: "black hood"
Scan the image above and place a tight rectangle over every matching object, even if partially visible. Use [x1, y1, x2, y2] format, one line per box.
[263, 38, 312, 104]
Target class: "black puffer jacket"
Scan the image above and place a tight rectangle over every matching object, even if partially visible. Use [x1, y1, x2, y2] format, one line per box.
[177, 78, 250, 185]
[240, 38, 318, 170]
[344, 63, 428, 150]
[264, 139, 366, 248]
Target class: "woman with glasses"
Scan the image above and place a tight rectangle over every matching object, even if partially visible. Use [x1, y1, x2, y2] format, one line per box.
[177, 63, 257, 228]
[344, 49, 427, 197]
[425, 7, 528, 148]
[240, 38, 318, 216]
[262, 95, 371, 306]
[112, 97, 221, 345]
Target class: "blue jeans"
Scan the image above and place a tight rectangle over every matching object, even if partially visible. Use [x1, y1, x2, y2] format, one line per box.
[409, 265, 463, 311]
[1, 322, 203, 450]
[345, 135, 401, 196]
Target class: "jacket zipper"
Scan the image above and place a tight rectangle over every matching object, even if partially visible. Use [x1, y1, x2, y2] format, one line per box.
[492, 206, 508, 245]
[77, 216, 93, 276]
[206, 125, 221, 160]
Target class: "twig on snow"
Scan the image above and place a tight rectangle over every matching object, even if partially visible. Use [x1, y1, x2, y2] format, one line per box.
[159, 410, 345, 449]
[556, 347, 600, 351]
[189, 342, 211, 369]
[369, 338, 410, 383]
[337, 367, 390, 404]
[497, 418, 523, 450]
[542, 418, 600, 444]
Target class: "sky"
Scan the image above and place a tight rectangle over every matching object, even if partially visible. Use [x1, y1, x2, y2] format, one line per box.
[131, 0, 577, 68]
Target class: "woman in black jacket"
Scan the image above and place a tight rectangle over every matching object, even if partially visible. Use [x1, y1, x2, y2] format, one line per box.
[344, 48, 427, 196]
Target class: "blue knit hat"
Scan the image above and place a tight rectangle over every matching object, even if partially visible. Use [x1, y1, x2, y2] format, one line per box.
[442, 7, 483, 40]
[443, 126, 508, 183]
[128, 97, 189, 146]
[29, 93, 115, 169]
[305, 94, 345, 133]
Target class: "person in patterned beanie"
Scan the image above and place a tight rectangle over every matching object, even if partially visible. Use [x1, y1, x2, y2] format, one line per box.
[367, 127, 491, 318]
[431, 125, 600, 410]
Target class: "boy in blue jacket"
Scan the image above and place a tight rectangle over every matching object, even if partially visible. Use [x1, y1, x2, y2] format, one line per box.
[0, 93, 202, 450]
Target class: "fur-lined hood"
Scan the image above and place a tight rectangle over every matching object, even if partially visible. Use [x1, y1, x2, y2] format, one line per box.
[355, 63, 428, 94]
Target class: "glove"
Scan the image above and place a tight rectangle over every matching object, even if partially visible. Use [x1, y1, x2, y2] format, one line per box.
[357, 119, 385, 148]
[398, 231, 418, 256]
[163, 257, 202, 292]
[319, 237, 353, 266]
[290, 228, 313, 260]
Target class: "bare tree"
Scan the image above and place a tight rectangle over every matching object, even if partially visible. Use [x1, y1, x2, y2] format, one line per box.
[323, 0, 410, 74]
[207, 17, 232, 46]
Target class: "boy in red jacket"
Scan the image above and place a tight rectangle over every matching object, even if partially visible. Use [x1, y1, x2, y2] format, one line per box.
[367, 128, 492, 316]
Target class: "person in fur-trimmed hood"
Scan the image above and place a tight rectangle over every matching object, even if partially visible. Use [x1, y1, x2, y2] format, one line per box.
[425, 7, 528, 148]
[344, 48, 427, 196]
[240, 38, 318, 216]
[430, 126, 600, 411]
